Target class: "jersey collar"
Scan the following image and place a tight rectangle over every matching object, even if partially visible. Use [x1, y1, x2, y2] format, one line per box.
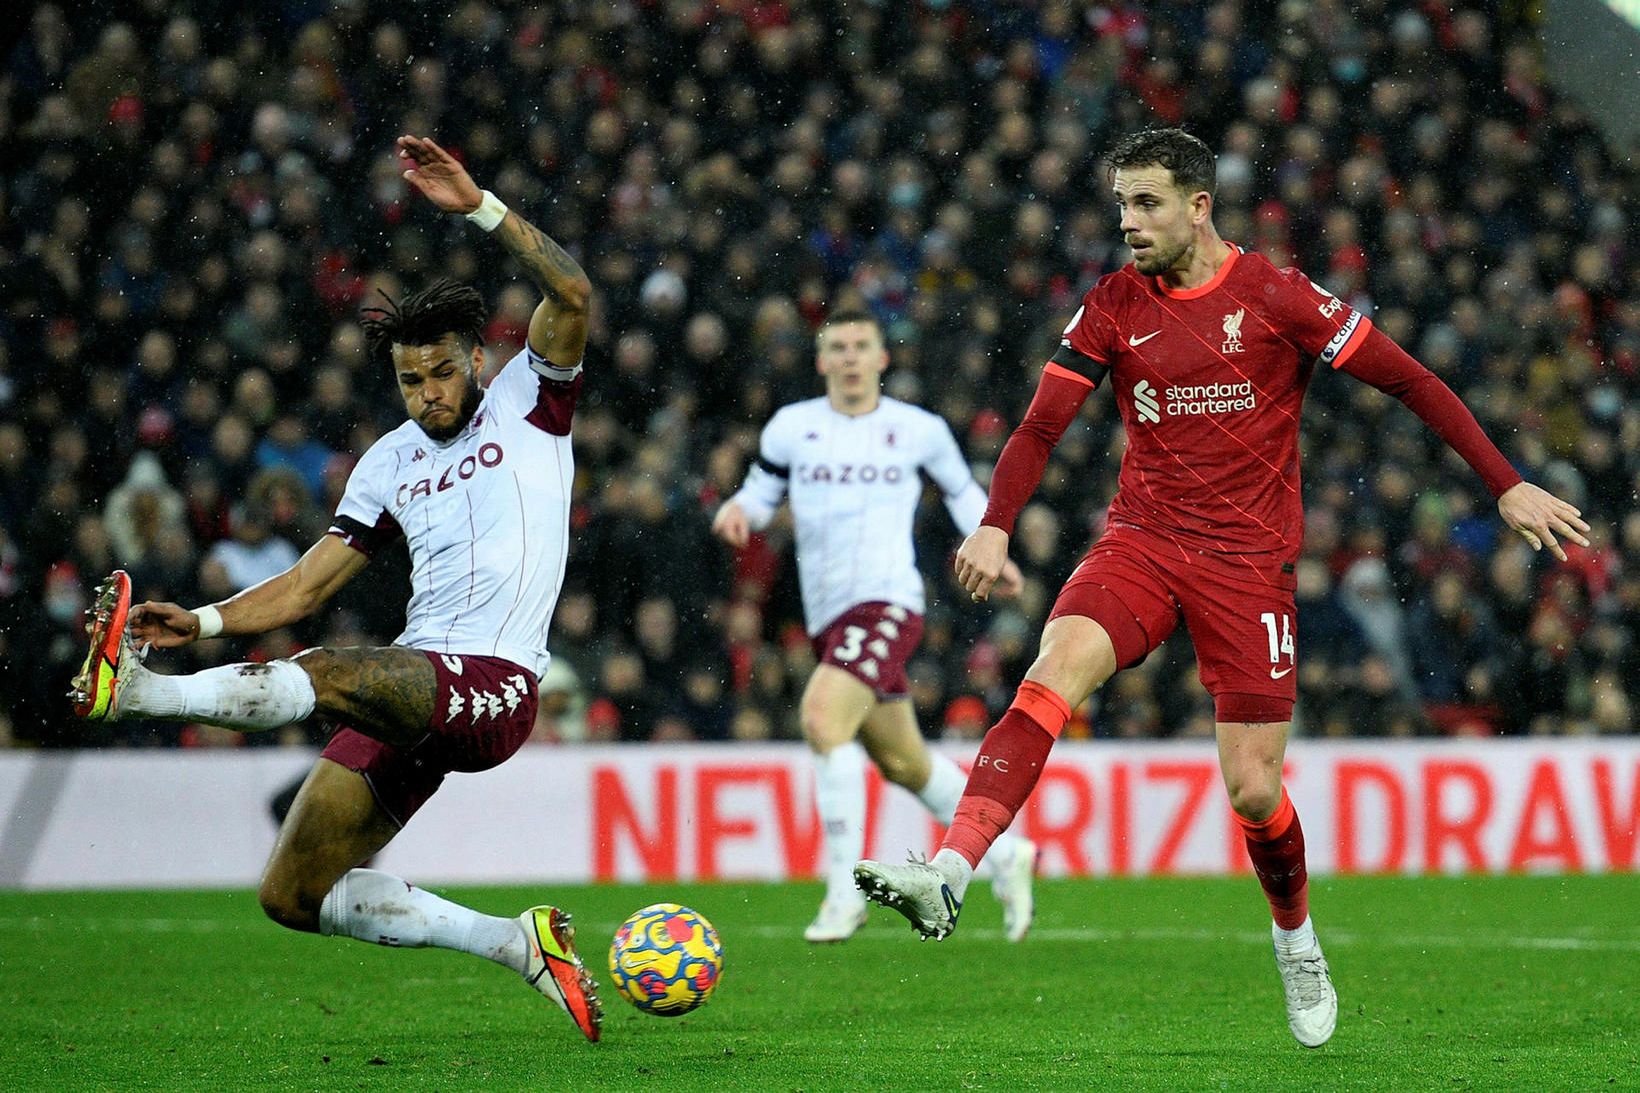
[1155, 242, 1242, 300]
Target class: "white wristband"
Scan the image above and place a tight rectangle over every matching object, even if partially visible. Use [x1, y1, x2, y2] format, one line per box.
[194, 605, 223, 640]
[464, 189, 508, 232]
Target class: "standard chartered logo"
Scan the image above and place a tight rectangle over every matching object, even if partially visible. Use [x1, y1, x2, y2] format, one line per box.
[1134, 380, 1162, 423]
[1131, 379, 1256, 424]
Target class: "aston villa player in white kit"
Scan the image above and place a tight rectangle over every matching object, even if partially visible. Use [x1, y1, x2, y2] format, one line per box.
[856, 129, 1589, 1046]
[70, 136, 603, 1041]
[713, 309, 1038, 943]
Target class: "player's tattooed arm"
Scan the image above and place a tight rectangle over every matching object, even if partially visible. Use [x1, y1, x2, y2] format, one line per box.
[499, 209, 592, 366]
[396, 133, 590, 365]
[490, 212, 591, 314]
[293, 646, 437, 747]
[491, 210, 593, 367]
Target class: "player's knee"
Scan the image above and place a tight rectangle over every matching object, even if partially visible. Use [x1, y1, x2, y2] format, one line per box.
[1032, 629, 1115, 706]
[290, 648, 344, 715]
[1225, 775, 1281, 822]
[257, 875, 321, 933]
[800, 707, 853, 753]
[874, 749, 922, 789]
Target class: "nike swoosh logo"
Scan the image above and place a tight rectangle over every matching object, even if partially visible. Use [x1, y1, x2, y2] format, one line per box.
[940, 884, 963, 922]
[1128, 331, 1161, 347]
[1270, 667, 1293, 679]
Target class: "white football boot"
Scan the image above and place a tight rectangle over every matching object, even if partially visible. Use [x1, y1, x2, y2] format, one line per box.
[803, 894, 869, 943]
[990, 837, 1038, 942]
[1273, 920, 1337, 1047]
[853, 856, 961, 941]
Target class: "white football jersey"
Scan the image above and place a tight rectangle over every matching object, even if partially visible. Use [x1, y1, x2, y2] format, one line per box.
[731, 396, 987, 634]
[328, 347, 580, 679]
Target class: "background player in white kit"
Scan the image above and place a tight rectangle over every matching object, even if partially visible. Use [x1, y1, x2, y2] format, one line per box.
[69, 136, 604, 1041]
[712, 309, 1039, 942]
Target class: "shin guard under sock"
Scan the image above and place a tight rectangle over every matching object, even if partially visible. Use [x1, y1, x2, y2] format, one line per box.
[1235, 789, 1310, 930]
[318, 868, 527, 972]
[126, 659, 317, 729]
[941, 681, 1071, 869]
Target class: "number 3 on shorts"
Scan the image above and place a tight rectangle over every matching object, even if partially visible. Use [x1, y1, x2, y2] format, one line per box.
[833, 625, 868, 663]
[1259, 611, 1295, 674]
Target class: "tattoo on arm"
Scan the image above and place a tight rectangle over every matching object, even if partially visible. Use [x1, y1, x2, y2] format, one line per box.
[493, 212, 589, 310]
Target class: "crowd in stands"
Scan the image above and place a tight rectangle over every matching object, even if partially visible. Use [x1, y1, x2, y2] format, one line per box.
[1, 0, 1635, 749]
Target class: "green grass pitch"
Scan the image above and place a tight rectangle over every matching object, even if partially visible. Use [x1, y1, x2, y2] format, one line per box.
[2, 875, 1636, 1090]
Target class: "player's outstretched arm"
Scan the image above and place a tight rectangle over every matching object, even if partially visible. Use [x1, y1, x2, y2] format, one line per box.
[1336, 328, 1592, 561]
[397, 134, 591, 368]
[961, 364, 1095, 603]
[1497, 481, 1590, 562]
[129, 536, 368, 648]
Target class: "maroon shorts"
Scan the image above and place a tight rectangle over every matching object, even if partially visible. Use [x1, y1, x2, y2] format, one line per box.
[1049, 524, 1298, 722]
[320, 651, 538, 826]
[811, 602, 924, 700]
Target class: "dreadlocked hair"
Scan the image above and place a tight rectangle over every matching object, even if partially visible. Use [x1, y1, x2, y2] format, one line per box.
[360, 278, 488, 366]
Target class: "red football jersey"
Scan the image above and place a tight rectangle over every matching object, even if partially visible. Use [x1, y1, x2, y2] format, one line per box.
[1057, 244, 1370, 580]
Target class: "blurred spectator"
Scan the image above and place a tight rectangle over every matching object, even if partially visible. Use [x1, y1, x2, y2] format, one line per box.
[531, 657, 589, 744]
[203, 501, 300, 593]
[1337, 557, 1419, 704]
[101, 451, 188, 574]
[941, 695, 990, 742]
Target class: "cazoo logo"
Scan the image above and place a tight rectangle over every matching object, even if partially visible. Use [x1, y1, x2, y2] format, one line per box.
[795, 463, 905, 485]
[396, 443, 504, 506]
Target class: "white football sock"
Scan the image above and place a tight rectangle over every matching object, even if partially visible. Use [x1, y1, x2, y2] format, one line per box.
[122, 659, 317, 729]
[931, 848, 977, 902]
[1273, 915, 1317, 953]
[813, 741, 869, 904]
[913, 751, 967, 823]
[318, 868, 528, 973]
[913, 753, 1023, 879]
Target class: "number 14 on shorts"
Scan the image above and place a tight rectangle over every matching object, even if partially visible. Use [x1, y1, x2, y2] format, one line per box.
[1259, 611, 1295, 678]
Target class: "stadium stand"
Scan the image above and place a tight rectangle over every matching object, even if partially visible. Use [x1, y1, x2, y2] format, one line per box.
[1, 0, 1635, 747]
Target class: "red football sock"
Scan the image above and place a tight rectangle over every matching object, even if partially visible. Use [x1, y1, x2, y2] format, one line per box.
[1235, 789, 1310, 930]
[942, 681, 1071, 868]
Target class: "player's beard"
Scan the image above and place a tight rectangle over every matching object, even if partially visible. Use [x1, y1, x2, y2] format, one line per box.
[1131, 234, 1191, 277]
[416, 373, 484, 441]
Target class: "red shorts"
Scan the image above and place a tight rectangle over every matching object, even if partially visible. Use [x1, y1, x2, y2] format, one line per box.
[320, 651, 538, 826]
[811, 602, 924, 700]
[1049, 524, 1298, 722]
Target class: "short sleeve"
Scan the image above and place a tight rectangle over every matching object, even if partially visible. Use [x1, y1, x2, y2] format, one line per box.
[759, 408, 796, 471]
[1268, 267, 1374, 369]
[731, 409, 795, 528]
[487, 346, 584, 436]
[328, 446, 403, 557]
[1047, 281, 1118, 387]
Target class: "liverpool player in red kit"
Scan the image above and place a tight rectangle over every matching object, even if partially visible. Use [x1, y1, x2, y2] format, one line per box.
[855, 129, 1589, 1048]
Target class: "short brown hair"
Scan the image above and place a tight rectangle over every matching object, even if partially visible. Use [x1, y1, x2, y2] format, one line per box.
[815, 308, 883, 345]
[1108, 128, 1216, 198]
